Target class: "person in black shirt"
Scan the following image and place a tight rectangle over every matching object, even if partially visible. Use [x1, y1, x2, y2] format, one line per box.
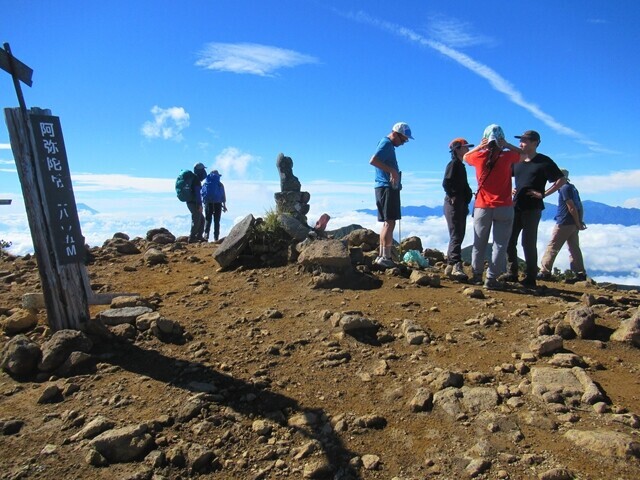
[505, 130, 565, 287]
[442, 138, 474, 281]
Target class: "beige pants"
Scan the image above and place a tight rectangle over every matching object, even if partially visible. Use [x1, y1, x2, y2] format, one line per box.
[540, 224, 585, 274]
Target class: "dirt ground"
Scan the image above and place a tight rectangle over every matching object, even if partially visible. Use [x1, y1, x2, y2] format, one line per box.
[1, 241, 639, 480]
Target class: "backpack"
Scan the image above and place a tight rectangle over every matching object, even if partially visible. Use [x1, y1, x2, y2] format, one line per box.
[175, 170, 197, 202]
[201, 173, 224, 203]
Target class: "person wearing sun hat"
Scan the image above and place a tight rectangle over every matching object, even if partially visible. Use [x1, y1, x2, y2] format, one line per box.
[463, 124, 522, 289]
[442, 137, 474, 281]
[505, 130, 565, 288]
[201, 169, 227, 242]
[369, 122, 414, 269]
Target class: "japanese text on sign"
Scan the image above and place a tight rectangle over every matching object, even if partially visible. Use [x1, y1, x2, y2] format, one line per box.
[30, 115, 83, 264]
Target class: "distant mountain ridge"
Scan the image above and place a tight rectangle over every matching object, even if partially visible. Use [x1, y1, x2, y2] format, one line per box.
[77, 203, 99, 215]
[358, 200, 640, 226]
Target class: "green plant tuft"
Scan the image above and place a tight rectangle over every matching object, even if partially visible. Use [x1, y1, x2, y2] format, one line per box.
[257, 208, 283, 235]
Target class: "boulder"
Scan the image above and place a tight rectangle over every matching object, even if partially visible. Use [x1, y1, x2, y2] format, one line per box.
[529, 335, 563, 356]
[38, 330, 93, 372]
[298, 239, 352, 271]
[564, 429, 640, 459]
[90, 424, 154, 463]
[2, 308, 38, 334]
[1, 334, 41, 377]
[213, 214, 256, 269]
[99, 306, 153, 326]
[343, 228, 379, 251]
[279, 214, 311, 241]
[144, 248, 167, 266]
[102, 237, 140, 255]
[610, 307, 640, 347]
[401, 236, 423, 252]
[145, 227, 173, 241]
[565, 306, 596, 339]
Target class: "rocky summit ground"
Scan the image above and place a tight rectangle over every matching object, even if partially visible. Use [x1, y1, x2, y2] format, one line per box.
[1, 237, 640, 480]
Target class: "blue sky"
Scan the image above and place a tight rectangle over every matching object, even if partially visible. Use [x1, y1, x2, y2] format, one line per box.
[1, 1, 640, 282]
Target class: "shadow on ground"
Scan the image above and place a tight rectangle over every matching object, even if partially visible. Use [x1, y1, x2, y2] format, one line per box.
[101, 342, 362, 479]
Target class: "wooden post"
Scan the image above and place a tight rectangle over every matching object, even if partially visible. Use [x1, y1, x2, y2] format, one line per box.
[4, 107, 89, 330]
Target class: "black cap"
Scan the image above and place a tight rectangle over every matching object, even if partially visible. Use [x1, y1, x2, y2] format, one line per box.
[515, 130, 541, 142]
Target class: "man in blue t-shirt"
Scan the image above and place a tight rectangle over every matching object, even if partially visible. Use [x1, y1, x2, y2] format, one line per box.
[538, 169, 587, 281]
[369, 122, 413, 268]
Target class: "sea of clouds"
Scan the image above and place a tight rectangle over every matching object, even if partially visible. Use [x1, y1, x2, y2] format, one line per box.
[2, 207, 639, 287]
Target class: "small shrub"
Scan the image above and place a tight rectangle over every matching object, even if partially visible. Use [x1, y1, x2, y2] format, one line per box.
[0, 239, 12, 256]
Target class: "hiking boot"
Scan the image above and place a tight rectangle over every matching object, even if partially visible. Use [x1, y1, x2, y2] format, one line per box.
[470, 272, 483, 285]
[499, 273, 518, 282]
[376, 257, 396, 269]
[575, 272, 587, 282]
[450, 262, 468, 282]
[520, 277, 537, 288]
[536, 271, 551, 281]
[484, 277, 504, 290]
[444, 264, 453, 277]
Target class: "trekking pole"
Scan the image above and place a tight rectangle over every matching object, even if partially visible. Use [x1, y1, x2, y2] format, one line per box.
[398, 218, 402, 259]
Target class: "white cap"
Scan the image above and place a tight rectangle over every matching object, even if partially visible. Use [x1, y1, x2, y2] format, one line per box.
[392, 122, 414, 140]
[482, 124, 505, 143]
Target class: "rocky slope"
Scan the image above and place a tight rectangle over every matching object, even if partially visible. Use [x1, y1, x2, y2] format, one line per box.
[1, 237, 640, 480]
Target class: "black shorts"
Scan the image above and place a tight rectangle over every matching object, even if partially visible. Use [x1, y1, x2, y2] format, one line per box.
[375, 187, 401, 221]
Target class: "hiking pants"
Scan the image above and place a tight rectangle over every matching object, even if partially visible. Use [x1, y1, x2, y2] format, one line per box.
[187, 202, 205, 241]
[444, 196, 469, 265]
[204, 202, 223, 240]
[507, 209, 542, 280]
[472, 206, 514, 280]
[540, 224, 585, 274]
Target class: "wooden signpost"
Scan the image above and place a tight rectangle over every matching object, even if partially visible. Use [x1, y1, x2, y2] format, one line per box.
[2, 42, 89, 331]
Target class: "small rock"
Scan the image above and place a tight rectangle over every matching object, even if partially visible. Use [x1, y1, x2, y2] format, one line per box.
[538, 467, 574, 480]
[38, 384, 63, 404]
[465, 458, 491, 477]
[361, 454, 381, 470]
[529, 335, 563, 356]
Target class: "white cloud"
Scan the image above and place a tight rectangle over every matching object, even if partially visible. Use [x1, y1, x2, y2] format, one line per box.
[71, 173, 174, 192]
[623, 198, 640, 208]
[195, 42, 318, 77]
[213, 147, 260, 178]
[427, 15, 494, 48]
[0, 159, 15, 165]
[351, 12, 612, 154]
[0, 143, 10, 149]
[141, 106, 190, 141]
[571, 170, 640, 194]
[4, 196, 640, 287]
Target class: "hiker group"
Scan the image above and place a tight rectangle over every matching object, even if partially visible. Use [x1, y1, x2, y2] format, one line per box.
[175, 164, 227, 243]
[370, 122, 587, 290]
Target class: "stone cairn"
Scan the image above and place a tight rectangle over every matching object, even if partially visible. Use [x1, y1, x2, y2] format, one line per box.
[274, 153, 310, 226]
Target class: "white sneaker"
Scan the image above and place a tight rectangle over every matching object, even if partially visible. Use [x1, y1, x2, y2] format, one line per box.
[376, 257, 396, 268]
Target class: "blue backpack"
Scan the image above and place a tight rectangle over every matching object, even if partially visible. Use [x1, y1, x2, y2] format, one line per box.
[201, 173, 224, 203]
